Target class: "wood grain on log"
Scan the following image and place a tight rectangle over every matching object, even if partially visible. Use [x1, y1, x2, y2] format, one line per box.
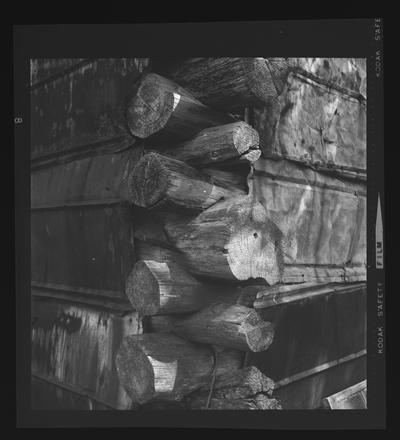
[128, 152, 244, 213]
[115, 333, 242, 404]
[164, 195, 284, 283]
[187, 393, 282, 410]
[125, 73, 234, 142]
[125, 260, 204, 315]
[164, 121, 260, 167]
[171, 303, 274, 352]
[165, 58, 282, 110]
[190, 366, 275, 400]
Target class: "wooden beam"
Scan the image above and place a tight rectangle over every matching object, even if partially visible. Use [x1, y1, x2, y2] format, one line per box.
[164, 195, 284, 283]
[128, 152, 244, 213]
[170, 302, 274, 352]
[125, 73, 234, 142]
[164, 121, 260, 167]
[115, 333, 242, 404]
[165, 58, 285, 110]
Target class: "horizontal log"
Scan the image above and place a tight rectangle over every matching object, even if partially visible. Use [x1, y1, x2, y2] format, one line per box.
[187, 394, 282, 410]
[125, 73, 234, 142]
[125, 260, 204, 315]
[165, 58, 283, 110]
[164, 121, 260, 167]
[128, 258, 264, 316]
[115, 333, 242, 404]
[164, 195, 284, 283]
[191, 366, 275, 400]
[128, 152, 244, 213]
[171, 302, 274, 352]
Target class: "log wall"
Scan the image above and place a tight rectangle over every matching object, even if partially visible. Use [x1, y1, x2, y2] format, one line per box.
[31, 57, 367, 410]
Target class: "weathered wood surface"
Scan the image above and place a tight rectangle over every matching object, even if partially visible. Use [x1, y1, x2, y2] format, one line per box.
[248, 283, 366, 382]
[186, 366, 275, 404]
[170, 303, 274, 352]
[125, 260, 205, 315]
[187, 394, 281, 410]
[273, 354, 366, 409]
[322, 379, 367, 409]
[125, 73, 234, 142]
[128, 152, 244, 212]
[31, 204, 135, 294]
[31, 297, 141, 410]
[250, 158, 366, 283]
[253, 59, 366, 177]
[115, 333, 242, 404]
[164, 58, 281, 110]
[164, 195, 284, 283]
[31, 149, 145, 297]
[31, 58, 149, 160]
[30, 58, 88, 87]
[253, 281, 366, 309]
[163, 121, 260, 167]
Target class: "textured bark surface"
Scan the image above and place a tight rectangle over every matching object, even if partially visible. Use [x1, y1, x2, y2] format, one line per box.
[164, 195, 284, 283]
[164, 121, 260, 167]
[128, 152, 244, 213]
[165, 58, 280, 110]
[250, 158, 366, 282]
[187, 393, 282, 410]
[187, 366, 275, 402]
[254, 59, 366, 177]
[171, 303, 275, 352]
[125, 73, 234, 142]
[115, 333, 242, 404]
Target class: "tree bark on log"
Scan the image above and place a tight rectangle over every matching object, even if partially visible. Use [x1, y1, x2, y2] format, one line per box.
[187, 366, 275, 401]
[128, 152, 244, 213]
[115, 333, 242, 404]
[125, 73, 235, 142]
[164, 195, 284, 284]
[170, 303, 275, 352]
[164, 121, 260, 167]
[165, 58, 288, 110]
[187, 394, 282, 410]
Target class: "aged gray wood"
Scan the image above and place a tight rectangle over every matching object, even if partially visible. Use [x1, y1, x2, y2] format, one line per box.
[125, 73, 234, 142]
[115, 333, 242, 404]
[164, 121, 260, 167]
[165, 58, 283, 110]
[170, 302, 274, 352]
[128, 152, 244, 213]
[164, 195, 284, 283]
[125, 260, 204, 315]
[187, 393, 282, 410]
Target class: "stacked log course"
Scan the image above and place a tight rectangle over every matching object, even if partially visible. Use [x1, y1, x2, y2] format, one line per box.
[31, 57, 367, 410]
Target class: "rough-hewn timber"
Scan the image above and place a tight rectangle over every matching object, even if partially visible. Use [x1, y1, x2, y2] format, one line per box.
[115, 333, 242, 404]
[128, 152, 244, 213]
[170, 303, 275, 352]
[125, 73, 234, 142]
[164, 195, 284, 283]
[164, 121, 260, 167]
[164, 58, 284, 110]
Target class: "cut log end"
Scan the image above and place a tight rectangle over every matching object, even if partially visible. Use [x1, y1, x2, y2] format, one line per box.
[240, 312, 275, 352]
[126, 74, 174, 139]
[115, 336, 155, 404]
[125, 260, 162, 315]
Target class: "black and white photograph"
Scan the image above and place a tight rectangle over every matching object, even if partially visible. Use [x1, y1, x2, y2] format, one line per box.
[14, 20, 385, 429]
